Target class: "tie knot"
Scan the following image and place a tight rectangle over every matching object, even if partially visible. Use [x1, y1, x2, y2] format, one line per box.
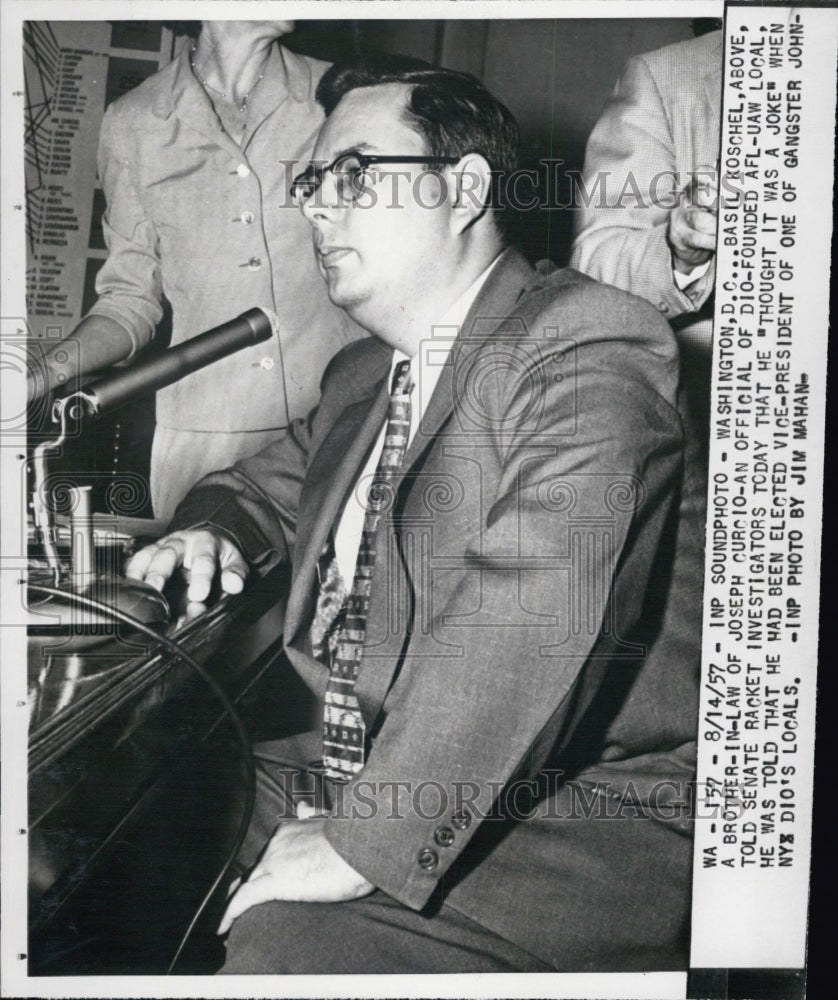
[391, 359, 413, 396]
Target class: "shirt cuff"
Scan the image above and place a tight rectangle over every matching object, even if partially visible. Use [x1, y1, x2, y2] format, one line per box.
[673, 259, 712, 290]
[167, 484, 280, 569]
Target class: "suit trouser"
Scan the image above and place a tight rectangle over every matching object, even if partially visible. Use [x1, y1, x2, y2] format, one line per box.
[218, 741, 554, 975]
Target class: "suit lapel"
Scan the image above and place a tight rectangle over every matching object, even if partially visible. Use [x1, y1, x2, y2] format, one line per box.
[286, 249, 537, 711]
[353, 249, 537, 720]
[400, 248, 536, 473]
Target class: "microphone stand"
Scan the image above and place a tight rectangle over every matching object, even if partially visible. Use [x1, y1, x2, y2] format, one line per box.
[32, 393, 95, 587]
[28, 307, 274, 638]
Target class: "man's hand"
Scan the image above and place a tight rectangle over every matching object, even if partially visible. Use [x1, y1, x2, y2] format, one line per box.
[218, 817, 374, 934]
[125, 528, 248, 603]
[667, 166, 719, 274]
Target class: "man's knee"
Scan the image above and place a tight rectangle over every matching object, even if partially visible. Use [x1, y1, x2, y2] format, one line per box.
[219, 904, 285, 974]
[219, 900, 316, 974]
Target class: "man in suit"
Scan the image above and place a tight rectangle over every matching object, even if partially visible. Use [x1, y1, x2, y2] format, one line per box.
[127, 57, 704, 973]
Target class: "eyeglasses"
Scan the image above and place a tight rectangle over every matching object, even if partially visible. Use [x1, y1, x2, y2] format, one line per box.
[290, 151, 460, 207]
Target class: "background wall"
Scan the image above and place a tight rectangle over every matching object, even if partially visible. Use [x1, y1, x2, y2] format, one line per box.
[25, 16, 701, 514]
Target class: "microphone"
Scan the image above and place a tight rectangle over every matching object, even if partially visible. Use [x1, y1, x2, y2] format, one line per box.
[80, 307, 275, 417]
[27, 308, 277, 647]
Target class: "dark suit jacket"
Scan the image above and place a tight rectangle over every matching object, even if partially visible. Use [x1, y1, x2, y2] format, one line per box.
[172, 248, 705, 970]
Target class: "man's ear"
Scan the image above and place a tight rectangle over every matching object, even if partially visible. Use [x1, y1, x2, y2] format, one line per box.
[449, 153, 493, 234]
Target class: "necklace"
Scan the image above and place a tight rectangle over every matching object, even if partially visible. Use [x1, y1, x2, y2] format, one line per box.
[190, 46, 266, 113]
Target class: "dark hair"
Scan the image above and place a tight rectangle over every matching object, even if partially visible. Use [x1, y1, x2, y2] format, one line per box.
[316, 54, 520, 224]
[163, 21, 202, 39]
[692, 18, 723, 37]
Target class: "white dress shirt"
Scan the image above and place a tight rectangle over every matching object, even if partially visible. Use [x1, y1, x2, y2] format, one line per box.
[673, 257, 712, 290]
[334, 257, 501, 586]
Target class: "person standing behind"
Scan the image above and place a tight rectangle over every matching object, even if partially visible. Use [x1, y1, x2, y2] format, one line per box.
[570, 28, 722, 432]
[570, 39, 719, 826]
[29, 20, 364, 519]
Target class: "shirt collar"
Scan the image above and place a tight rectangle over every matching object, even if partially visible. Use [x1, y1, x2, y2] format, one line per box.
[278, 46, 315, 103]
[436, 255, 502, 330]
[154, 41, 310, 120]
[389, 254, 502, 432]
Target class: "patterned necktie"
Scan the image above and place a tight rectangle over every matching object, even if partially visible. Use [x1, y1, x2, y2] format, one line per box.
[320, 359, 414, 780]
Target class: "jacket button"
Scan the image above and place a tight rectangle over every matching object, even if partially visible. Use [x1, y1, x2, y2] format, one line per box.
[248, 257, 262, 270]
[236, 163, 251, 177]
[259, 357, 274, 370]
[434, 826, 455, 847]
[417, 848, 438, 871]
[240, 211, 255, 225]
[450, 809, 471, 830]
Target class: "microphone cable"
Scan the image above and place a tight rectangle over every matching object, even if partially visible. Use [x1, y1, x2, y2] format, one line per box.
[27, 584, 256, 975]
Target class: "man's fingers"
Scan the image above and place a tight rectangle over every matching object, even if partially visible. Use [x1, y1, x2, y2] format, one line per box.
[126, 530, 246, 602]
[218, 540, 249, 595]
[682, 222, 717, 252]
[692, 165, 719, 200]
[684, 206, 717, 236]
[672, 204, 716, 241]
[668, 204, 717, 268]
[684, 166, 719, 210]
[181, 531, 247, 602]
[692, 185, 718, 211]
[296, 801, 328, 819]
[176, 601, 208, 628]
[125, 543, 158, 582]
[125, 537, 185, 591]
[190, 539, 247, 599]
[184, 543, 222, 603]
[144, 540, 185, 592]
[220, 569, 245, 595]
[217, 875, 276, 935]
